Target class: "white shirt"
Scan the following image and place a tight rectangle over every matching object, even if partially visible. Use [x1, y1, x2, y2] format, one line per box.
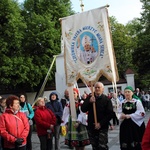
[117, 98, 145, 126]
[61, 101, 88, 126]
[77, 47, 97, 64]
[145, 94, 150, 101]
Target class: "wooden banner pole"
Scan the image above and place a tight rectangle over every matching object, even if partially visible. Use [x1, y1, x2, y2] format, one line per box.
[91, 83, 97, 124]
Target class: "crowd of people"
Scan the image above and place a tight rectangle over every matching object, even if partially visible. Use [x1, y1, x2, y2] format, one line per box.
[0, 83, 150, 150]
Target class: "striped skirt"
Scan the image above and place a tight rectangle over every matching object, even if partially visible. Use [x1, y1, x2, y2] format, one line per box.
[65, 116, 90, 147]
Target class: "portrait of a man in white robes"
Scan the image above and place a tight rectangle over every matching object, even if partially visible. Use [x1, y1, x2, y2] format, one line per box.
[76, 34, 98, 64]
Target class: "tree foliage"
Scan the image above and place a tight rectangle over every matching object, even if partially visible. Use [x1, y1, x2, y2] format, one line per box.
[21, 0, 74, 91]
[110, 17, 137, 78]
[0, 0, 73, 93]
[0, 0, 27, 92]
[0, 0, 149, 94]
[110, 0, 150, 89]
[132, 0, 150, 89]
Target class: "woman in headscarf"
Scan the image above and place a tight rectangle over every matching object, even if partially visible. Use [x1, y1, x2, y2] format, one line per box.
[118, 86, 145, 150]
[61, 88, 90, 150]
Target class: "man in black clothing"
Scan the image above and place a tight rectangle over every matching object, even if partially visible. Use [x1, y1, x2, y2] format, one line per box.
[135, 88, 145, 109]
[135, 88, 142, 100]
[81, 82, 113, 150]
[60, 89, 69, 109]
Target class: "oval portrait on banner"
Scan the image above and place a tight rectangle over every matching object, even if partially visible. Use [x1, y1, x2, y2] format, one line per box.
[76, 31, 99, 65]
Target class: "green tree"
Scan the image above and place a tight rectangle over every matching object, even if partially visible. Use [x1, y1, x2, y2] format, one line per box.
[110, 17, 137, 78]
[132, 0, 150, 89]
[0, 0, 27, 92]
[0, 0, 74, 93]
[21, 0, 74, 91]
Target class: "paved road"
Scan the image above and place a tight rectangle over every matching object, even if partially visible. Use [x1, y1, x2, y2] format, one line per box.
[32, 111, 150, 150]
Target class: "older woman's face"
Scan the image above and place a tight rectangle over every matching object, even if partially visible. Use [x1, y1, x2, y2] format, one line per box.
[11, 100, 20, 111]
[37, 99, 45, 106]
[20, 95, 25, 102]
[124, 90, 133, 100]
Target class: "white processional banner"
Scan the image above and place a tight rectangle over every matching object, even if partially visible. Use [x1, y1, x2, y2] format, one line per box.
[61, 6, 119, 86]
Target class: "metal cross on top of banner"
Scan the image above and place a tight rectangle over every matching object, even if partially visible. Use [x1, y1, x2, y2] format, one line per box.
[79, 0, 84, 12]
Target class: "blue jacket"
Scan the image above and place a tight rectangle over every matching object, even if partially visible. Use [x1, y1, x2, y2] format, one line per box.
[46, 100, 63, 118]
[20, 103, 34, 120]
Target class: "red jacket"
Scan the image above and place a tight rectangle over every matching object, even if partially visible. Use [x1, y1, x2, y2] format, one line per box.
[142, 119, 150, 150]
[34, 106, 56, 136]
[0, 108, 29, 149]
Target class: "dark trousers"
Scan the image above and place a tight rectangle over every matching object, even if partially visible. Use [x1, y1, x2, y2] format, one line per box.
[142, 100, 146, 109]
[112, 112, 119, 125]
[53, 125, 61, 150]
[27, 125, 33, 150]
[0, 136, 3, 150]
[3, 145, 26, 150]
[88, 129, 108, 150]
[38, 135, 53, 150]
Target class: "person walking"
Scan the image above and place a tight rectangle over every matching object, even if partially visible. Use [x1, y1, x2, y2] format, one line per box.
[61, 88, 90, 150]
[0, 95, 29, 150]
[81, 93, 88, 102]
[34, 97, 56, 150]
[0, 96, 6, 150]
[118, 91, 125, 103]
[145, 91, 150, 111]
[46, 92, 63, 150]
[111, 93, 120, 126]
[61, 89, 69, 109]
[81, 82, 113, 150]
[19, 94, 34, 150]
[142, 119, 150, 150]
[0, 96, 6, 115]
[118, 86, 145, 150]
[135, 88, 142, 100]
[61, 89, 74, 149]
[141, 91, 146, 110]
